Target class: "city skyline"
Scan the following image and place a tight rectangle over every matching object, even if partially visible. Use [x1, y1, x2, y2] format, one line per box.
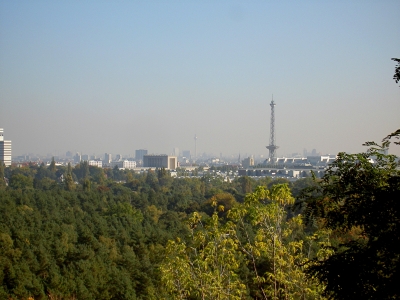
[1, 1, 399, 157]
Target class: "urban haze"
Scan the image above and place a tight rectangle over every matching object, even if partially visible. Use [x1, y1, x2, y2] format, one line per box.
[1, 1, 399, 158]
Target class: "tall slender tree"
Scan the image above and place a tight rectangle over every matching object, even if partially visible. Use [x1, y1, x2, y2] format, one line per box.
[49, 157, 56, 173]
[0, 161, 5, 188]
[65, 163, 75, 191]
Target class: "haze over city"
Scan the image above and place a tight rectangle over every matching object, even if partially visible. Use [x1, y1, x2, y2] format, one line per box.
[1, 1, 399, 158]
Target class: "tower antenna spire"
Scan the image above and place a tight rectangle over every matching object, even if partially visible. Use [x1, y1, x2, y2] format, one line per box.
[194, 133, 197, 162]
[266, 95, 279, 160]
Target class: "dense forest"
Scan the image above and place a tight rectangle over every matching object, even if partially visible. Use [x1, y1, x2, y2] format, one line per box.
[1, 127, 399, 300]
[0, 160, 315, 299]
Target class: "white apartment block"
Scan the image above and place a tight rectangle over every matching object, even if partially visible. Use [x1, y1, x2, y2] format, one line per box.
[88, 160, 103, 168]
[110, 160, 137, 170]
[0, 128, 12, 167]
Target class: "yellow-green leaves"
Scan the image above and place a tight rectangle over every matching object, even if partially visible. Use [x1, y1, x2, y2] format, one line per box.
[161, 213, 246, 300]
[236, 185, 325, 299]
[161, 184, 327, 299]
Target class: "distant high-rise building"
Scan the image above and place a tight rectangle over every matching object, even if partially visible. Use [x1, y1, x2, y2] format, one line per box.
[104, 153, 112, 164]
[242, 157, 255, 168]
[81, 154, 89, 161]
[135, 149, 148, 161]
[115, 154, 122, 161]
[182, 150, 191, 159]
[0, 128, 12, 166]
[74, 152, 81, 163]
[173, 147, 179, 157]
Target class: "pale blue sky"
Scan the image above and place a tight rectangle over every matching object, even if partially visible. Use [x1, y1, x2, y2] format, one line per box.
[1, 0, 399, 158]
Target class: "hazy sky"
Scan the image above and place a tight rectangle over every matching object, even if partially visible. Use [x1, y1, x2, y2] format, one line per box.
[1, 0, 399, 158]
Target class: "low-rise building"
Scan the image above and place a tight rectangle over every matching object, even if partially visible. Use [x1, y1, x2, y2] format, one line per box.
[110, 160, 137, 169]
[88, 160, 102, 168]
[143, 155, 177, 169]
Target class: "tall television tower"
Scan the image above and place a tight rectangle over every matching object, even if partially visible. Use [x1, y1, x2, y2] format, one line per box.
[266, 97, 279, 160]
[194, 133, 198, 162]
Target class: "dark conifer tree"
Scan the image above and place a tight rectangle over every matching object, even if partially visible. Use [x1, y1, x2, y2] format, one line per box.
[49, 157, 56, 174]
[0, 161, 5, 188]
[65, 163, 75, 191]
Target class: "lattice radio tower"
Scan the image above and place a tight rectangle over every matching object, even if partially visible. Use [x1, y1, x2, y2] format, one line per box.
[266, 97, 279, 160]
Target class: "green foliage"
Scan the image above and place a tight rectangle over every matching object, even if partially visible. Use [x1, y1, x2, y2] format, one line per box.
[238, 176, 254, 194]
[0, 159, 342, 299]
[91, 166, 106, 185]
[392, 57, 400, 86]
[72, 161, 90, 181]
[161, 213, 247, 300]
[291, 177, 317, 198]
[49, 157, 56, 174]
[35, 163, 54, 181]
[0, 187, 171, 299]
[65, 163, 75, 191]
[9, 173, 34, 189]
[267, 178, 292, 190]
[202, 192, 237, 217]
[298, 131, 400, 299]
[230, 185, 324, 299]
[161, 184, 325, 299]
[83, 178, 91, 191]
[0, 161, 5, 188]
[34, 177, 57, 190]
[257, 176, 273, 188]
